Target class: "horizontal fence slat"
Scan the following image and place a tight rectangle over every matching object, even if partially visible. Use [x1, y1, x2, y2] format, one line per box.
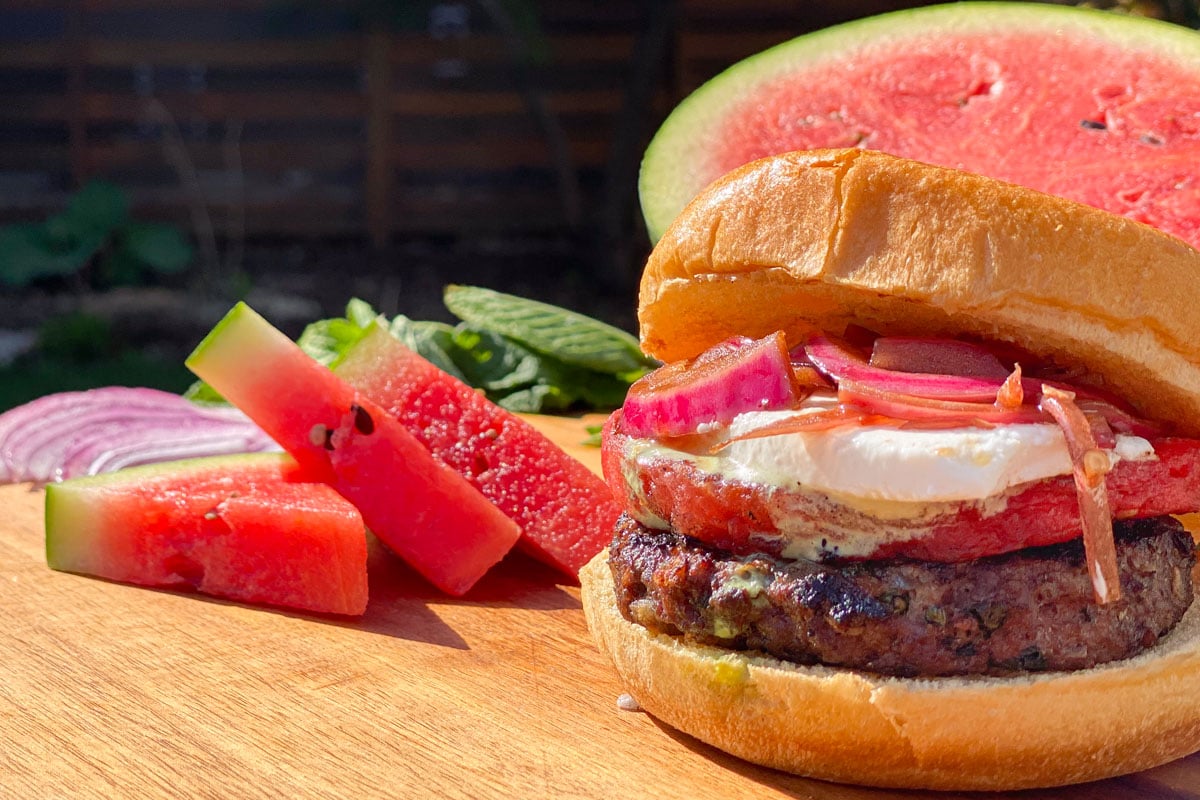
[0, 42, 71, 68]
[88, 37, 364, 67]
[86, 140, 364, 172]
[391, 138, 610, 171]
[81, 91, 367, 122]
[393, 88, 625, 117]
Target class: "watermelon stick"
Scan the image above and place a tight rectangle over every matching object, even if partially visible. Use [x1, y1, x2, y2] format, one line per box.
[45, 453, 369, 616]
[186, 303, 522, 596]
[335, 321, 621, 577]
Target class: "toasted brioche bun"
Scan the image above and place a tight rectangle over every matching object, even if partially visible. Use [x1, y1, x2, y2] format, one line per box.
[639, 149, 1200, 436]
[580, 553, 1200, 790]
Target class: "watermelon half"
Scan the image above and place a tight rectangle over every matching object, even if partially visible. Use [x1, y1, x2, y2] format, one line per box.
[641, 2, 1200, 247]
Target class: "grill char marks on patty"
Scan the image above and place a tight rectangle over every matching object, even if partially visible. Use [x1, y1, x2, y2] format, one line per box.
[609, 515, 1197, 677]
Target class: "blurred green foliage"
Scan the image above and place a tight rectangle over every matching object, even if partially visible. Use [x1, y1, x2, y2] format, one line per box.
[0, 181, 193, 289]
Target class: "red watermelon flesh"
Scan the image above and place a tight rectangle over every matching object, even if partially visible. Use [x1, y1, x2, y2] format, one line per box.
[642, 3, 1200, 247]
[186, 303, 522, 596]
[334, 323, 620, 578]
[45, 453, 369, 616]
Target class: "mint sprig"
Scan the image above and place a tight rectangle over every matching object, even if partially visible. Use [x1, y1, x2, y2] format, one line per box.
[186, 287, 654, 414]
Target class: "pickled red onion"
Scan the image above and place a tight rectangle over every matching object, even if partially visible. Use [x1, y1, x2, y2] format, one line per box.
[837, 380, 1047, 425]
[805, 335, 1036, 402]
[0, 387, 279, 485]
[1039, 385, 1120, 605]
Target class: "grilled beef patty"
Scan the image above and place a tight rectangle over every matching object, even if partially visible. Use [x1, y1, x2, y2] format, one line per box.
[609, 514, 1196, 677]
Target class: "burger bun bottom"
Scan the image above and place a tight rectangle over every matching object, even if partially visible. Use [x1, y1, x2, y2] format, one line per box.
[579, 552, 1200, 790]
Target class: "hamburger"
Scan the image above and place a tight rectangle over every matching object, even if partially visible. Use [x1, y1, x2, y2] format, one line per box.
[578, 148, 1200, 790]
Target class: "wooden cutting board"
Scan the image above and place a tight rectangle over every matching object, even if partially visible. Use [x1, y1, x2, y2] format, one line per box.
[1, 414, 1197, 800]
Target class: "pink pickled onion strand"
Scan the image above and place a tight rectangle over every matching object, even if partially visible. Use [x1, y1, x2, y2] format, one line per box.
[1039, 385, 1121, 605]
[709, 406, 868, 452]
[837, 380, 1047, 424]
[804, 335, 1038, 402]
[0, 387, 279, 486]
[804, 334, 1159, 436]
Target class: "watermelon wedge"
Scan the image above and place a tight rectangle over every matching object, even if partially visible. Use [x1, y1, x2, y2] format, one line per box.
[641, 2, 1200, 247]
[186, 303, 522, 596]
[333, 322, 620, 577]
[45, 453, 369, 616]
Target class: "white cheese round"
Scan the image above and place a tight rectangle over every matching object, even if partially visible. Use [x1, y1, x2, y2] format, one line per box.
[713, 410, 1153, 505]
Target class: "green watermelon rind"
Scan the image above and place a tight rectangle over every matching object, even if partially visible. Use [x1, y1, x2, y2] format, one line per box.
[639, 1, 1200, 243]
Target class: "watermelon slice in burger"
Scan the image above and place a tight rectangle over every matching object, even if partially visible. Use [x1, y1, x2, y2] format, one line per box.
[640, 2, 1200, 247]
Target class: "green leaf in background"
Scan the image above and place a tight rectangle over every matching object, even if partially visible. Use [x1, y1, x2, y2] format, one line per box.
[0, 224, 98, 287]
[443, 285, 655, 378]
[181, 288, 648, 417]
[448, 325, 543, 392]
[99, 245, 147, 286]
[298, 316, 372, 367]
[121, 222, 193, 274]
[59, 180, 129, 240]
[345, 297, 377, 328]
[389, 316, 467, 382]
[494, 383, 572, 413]
[182, 379, 226, 405]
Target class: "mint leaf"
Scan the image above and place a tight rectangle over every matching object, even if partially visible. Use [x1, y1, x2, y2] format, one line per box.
[345, 297, 377, 328]
[448, 325, 543, 392]
[496, 383, 574, 413]
[183, 378, 225, 404]
[443, 285, 655, 377]
[390, 316, 467, 381]
[298, 317, 370, 367]
[182, 290, 646, 414]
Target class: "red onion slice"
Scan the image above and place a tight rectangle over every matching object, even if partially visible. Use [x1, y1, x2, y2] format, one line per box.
[0, 387, 279, 485]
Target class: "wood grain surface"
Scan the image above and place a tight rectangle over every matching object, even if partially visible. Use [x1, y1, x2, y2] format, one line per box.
[2, 414, 1197, 800]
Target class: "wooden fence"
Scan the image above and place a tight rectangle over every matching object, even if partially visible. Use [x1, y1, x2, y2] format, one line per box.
[0, 0, 923, 246]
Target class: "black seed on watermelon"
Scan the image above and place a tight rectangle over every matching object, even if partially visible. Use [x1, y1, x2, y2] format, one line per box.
[351, 403, 375, 435]
[640, 2, 1200, 249]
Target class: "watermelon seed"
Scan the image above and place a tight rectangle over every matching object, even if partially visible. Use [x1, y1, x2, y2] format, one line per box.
[351, 403, 375, 435]
[1079, 119, 1107, 131]
[1140, 133, 1165, 146]
[309, 424, 328, 447]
